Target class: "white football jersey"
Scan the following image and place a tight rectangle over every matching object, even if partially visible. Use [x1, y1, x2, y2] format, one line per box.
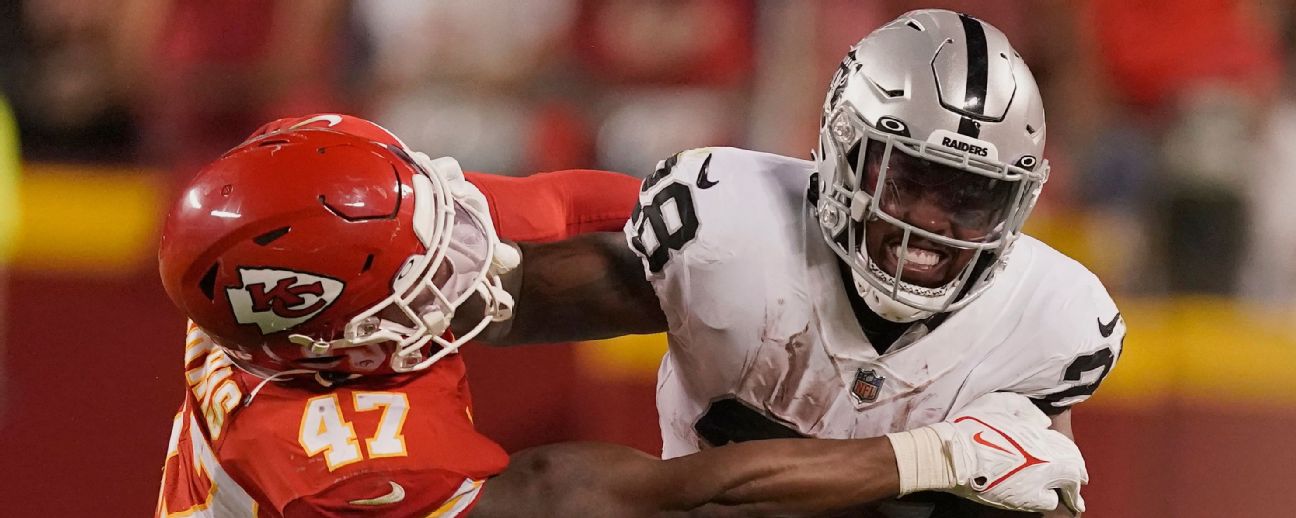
[625, 147, 1124, 460]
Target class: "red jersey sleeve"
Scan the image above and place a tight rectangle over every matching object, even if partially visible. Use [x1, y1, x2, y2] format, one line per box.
[466, 170, 641, 242]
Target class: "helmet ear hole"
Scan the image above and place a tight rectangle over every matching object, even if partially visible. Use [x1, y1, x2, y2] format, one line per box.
[199, 262, 219, 301]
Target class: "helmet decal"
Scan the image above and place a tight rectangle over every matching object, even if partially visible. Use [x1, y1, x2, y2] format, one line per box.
[928, 129, 998, 160]
[826, 47, 861, 114]
[289, 114, 343, 129]
[875, 116, 911, 137]
[226, 267, 345, 334]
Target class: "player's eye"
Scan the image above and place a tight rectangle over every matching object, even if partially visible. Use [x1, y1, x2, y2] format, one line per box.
[949, 208, 993, 229]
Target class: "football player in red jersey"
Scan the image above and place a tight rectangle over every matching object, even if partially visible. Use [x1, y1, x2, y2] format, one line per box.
[155, 116, 1087, 517]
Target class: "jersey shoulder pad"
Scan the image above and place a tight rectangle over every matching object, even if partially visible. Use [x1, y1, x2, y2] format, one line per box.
[1007, 237, 1125, 414]
[624, 147, 813, 276]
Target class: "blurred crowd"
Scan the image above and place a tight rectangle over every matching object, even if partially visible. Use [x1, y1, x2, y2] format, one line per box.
[3, 0, 1296, 302]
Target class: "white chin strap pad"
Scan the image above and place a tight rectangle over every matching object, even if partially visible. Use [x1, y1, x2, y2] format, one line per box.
[855, 271, 933, 323]
[851, 246, 966, 323]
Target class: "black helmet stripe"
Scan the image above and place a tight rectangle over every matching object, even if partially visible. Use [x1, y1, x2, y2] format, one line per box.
[958, 13, 989, 118]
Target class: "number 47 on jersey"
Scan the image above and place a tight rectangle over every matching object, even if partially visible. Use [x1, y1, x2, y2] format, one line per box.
[299, 391, 410, 471]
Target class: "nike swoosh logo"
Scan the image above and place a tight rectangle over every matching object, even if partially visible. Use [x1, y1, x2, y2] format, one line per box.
[955, 416, 1047, 491]
[972, 431, 1012, 454]
[695, 153, 718, 189]
[1097, 312, 1122, 338]
[290, 114, 343, 129]
[350, 481, 406, 506]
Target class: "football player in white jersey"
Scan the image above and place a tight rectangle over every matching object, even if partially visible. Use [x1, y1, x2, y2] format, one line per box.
[466, 9, 1120, 517]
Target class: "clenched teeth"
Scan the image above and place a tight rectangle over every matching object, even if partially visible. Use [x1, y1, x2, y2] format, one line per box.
[891, 245, 941, 267]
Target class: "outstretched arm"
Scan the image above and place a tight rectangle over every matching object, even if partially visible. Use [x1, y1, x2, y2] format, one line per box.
[469, 393, 1086, 518]
[467, 169, 642, 242]
[474, 232, 667, 344]
[470, 438, 900, 518]
[449, 166, 662, 344]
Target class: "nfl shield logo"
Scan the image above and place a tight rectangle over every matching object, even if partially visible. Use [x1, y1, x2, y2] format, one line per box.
[851, 369, 885, 403]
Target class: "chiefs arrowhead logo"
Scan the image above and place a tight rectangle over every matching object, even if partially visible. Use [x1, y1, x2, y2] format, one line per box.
[226, 268, 345, 334]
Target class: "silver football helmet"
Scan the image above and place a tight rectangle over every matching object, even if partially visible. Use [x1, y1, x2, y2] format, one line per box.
[814, 9, 1049, 322]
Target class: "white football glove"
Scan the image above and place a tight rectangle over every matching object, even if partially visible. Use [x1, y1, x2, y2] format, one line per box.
[407, 151, 519, 276]
[886, 392, 1087, 513]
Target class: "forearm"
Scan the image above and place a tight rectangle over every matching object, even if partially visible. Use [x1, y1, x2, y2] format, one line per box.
[664, 438, 900, 516]
[475, 233, 667, 344]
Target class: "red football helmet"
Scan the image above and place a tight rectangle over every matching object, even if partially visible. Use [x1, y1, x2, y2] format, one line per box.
[159, 128, 513, 377]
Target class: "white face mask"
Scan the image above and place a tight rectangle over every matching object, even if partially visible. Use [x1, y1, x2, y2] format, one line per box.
[417, 201, 493, 318]
[285, 155, 516, 374]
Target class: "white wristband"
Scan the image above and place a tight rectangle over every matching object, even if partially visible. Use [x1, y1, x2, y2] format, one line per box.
[886, 423, 958, 495]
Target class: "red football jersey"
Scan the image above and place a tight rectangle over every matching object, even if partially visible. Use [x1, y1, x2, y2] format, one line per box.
[158, 121, 641, 516]
[157, 324, 506, 517]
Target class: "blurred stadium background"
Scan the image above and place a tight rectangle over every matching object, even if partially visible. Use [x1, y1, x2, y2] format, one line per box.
[1, 0, 1294, 516]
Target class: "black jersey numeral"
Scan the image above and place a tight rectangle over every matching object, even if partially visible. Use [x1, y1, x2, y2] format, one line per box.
[630, 180, 699, 273]
[1033, 348, 1116, 413]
